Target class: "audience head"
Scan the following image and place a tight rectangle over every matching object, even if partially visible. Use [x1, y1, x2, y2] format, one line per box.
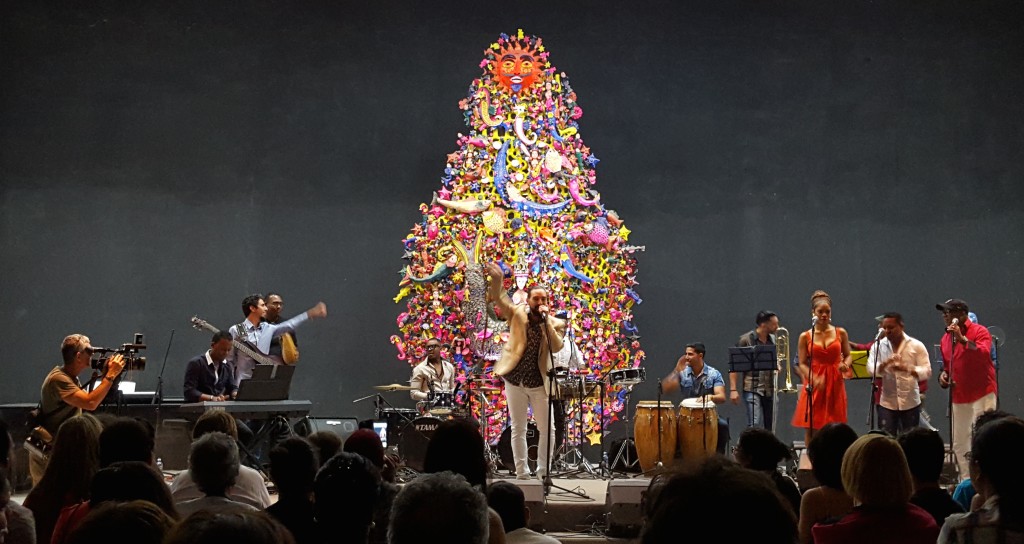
[807, 423, 858, 490]
[192, 410, 239, 441]
[90, 461, 178, 519]
[66, 500, 174, 544]
[188, 432, 239, 497]
[37, 413, 103, 499]
[307, 431, 342, 467]
[973, 409, 1013, 434]
[389, 471, 489, 544]
[487, 481, 528, 533]
[344, 429, 385, 469]
[641, 458, 796, 544]
[841, 433, 913, 508]
[165, 510, 296, 544]
[314, 452, 381, 538]
[970, 417, 1024, 512]
[269, 437, 318, 497]
[99, 417, 155, 467]
[735, 428, 792, 471]
[423, 419, 488, 490]
[897, 428, 946, 485]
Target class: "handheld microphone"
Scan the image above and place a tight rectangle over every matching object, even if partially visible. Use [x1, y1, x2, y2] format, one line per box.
[874, 328, 885, 341]
[811, 316, 819, 327]
[951, 317, 959, 328]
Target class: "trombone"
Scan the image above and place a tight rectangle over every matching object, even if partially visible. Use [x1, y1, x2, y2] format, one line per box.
[774, 326, 797, 432]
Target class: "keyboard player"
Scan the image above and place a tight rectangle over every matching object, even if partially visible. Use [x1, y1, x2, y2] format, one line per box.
[183, 331, 236, 402]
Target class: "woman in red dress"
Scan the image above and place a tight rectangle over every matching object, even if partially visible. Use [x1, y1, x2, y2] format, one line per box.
[793, 290, 853, 445]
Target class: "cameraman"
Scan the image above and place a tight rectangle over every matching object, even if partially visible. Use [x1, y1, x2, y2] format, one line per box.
[30, 334, 125, 484]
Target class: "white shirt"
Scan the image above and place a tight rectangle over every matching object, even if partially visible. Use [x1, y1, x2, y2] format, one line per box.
[552, 337, 583, 370]
[865, 332, 932, 411]
[506, 527, 561, 544]
[409, 358, 456, 401]
[169, 464, 271, 508]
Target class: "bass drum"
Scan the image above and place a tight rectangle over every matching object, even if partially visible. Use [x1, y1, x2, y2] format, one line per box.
[496, 421, 539, 474]
[399, 416, 443, 472]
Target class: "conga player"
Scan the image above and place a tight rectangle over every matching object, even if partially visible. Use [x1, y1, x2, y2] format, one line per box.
[663, 343, 729, 455]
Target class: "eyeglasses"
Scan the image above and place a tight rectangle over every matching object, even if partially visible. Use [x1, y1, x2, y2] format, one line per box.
[82, 347, 95, 355]
[965, 451, 974, 462]
[425, 345, 441, 351]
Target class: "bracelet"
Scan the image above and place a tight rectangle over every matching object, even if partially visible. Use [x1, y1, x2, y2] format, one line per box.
[103, 376, 115, 383]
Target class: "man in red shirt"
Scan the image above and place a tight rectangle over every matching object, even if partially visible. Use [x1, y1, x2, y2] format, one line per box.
[936, 298, 995, 479]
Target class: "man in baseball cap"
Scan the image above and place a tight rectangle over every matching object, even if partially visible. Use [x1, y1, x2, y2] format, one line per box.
[935, 298, 996, 479]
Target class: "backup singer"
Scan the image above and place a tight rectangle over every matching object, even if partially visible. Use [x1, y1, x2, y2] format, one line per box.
[935, 298, 995, 479]
[792, 290, 852, 445]
[485, 262, 564, 480]
[409, 338, 456, 401]
[732, 310, 780, 430]
[865, 312, 932, 436]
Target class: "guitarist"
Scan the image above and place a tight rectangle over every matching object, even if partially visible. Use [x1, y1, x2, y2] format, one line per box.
[228, 294, 327, 387]
[265, 292, 300, 365]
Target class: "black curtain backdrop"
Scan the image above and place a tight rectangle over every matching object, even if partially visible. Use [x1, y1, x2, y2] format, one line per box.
[2, 0, 1022, 449]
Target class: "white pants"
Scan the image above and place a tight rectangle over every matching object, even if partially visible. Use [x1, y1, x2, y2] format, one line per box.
[952, 392, 997, 479]
[504, 381, 555, 478]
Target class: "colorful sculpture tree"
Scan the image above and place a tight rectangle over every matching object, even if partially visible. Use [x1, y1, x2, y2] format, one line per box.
[392, 30, 644, 445]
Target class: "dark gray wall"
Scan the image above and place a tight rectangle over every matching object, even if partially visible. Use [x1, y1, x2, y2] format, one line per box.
[2, 0, 1022, 449]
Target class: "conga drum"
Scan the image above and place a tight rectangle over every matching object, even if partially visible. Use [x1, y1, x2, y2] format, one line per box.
[633, 401, 677, 472]
[677, 398, 718, 462]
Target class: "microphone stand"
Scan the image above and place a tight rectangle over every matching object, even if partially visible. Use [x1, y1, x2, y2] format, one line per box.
[152, 330, 175, 430]
[866, 334, 882, 430]
[944, 330, 959, 481]
[805, 324, 815, 439]
[542, 312, 587, 499]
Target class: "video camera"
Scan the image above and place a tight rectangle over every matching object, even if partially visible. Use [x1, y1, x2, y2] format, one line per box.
[91, 333, 148, 372]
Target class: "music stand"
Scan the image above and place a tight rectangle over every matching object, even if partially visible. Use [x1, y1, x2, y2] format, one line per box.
[728, 345, 777, 429]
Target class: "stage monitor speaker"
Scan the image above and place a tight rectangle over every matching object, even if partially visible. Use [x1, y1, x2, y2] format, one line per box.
[295, 417, 360, 443]
[605, 477, 650, 538]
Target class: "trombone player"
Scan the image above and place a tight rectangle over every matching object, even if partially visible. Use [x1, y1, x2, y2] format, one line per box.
[731, 311, 781, 430]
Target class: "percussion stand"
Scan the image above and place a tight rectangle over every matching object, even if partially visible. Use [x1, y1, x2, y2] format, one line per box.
[554, 375, 599, 478]
[609, 383, 640, 476]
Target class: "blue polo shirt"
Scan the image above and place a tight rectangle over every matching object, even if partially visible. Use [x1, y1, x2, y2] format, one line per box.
[678, 363, 725, 399]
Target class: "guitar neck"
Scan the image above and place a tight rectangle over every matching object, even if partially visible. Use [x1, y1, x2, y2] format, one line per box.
[232, 338, 276, 366]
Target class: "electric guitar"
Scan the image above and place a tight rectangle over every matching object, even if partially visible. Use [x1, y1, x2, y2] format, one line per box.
[190, 316, 278, 366]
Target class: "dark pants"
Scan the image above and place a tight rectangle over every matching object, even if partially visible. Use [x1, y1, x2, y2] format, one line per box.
[717, 417, 730, 455]
[877, 404, 921, 436]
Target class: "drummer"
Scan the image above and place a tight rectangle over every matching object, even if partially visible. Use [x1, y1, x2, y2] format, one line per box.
[410, 338, 456, 403]
[662, 342, 730, 454]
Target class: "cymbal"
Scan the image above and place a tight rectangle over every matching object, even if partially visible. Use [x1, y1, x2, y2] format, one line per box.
[372, 384, 416, 391]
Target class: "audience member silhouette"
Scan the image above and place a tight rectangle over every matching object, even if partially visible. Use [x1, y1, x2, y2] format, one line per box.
[175, 432, 258, 517]
[23, 413, 102, 544]
[389, 471, 491, 544]
[798, 423, 858, 544]
[939, 416, 1024, 543]
[812, 433, 938, 544]
[314, 451, 381, 544]
[640, 457, 797, 544]
[735, 427, 801, 515]
[898, 428, 964, 525]
[164, 510, 296, 544]
[169, 410, 270, 508]
[266, 437, 317, 544]
[487, 481, 558, 543]
[65, 500, 174, 544]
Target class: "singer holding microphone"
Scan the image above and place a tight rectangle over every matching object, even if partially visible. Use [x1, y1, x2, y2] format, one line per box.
[484, 262, 565, 481]
[936, 298, 995, 479]
[865, 313, 932, 436]
[409, 337, 456, 403]
[792, 290, 853, 446]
